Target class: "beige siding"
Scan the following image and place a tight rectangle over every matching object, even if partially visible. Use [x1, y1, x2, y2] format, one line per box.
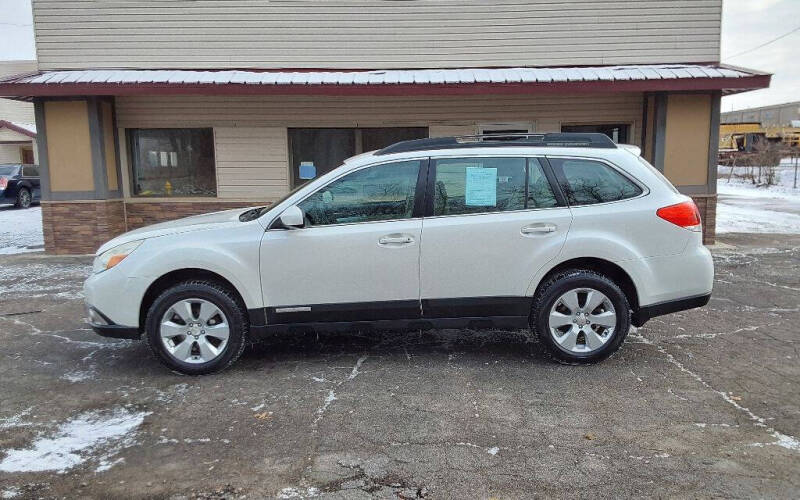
[117, 93, 643, 200]
[0, 144, 23, 163]
[214, 127, 290, 199]
[33, 0, 721, 70]
[0, 127, 33, 142]
[116, 94, 643, 134]
[0, 61, 37, 125]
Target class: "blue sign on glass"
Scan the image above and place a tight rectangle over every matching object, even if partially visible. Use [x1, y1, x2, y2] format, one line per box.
[465, 167, 497, 206]
[299, 162, 317, 180]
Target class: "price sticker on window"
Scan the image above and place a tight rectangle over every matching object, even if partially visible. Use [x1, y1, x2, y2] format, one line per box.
[465, 167, 497, 206]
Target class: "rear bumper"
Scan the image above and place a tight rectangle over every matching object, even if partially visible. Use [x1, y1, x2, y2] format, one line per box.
[632, 293, 711, 327]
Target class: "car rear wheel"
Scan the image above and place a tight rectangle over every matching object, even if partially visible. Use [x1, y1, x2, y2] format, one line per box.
[15, 188, 31, 209]
[144, 280, 248, 375]
[531, 269, 630, 364]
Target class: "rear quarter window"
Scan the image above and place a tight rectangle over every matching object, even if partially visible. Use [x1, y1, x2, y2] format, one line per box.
[550, 158, 642, 205]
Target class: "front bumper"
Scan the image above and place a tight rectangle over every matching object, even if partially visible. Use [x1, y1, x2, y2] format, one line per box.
[86, 305, 141, 339]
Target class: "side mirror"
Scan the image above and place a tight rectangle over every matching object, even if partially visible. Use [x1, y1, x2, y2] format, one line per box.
[278, 205, 305, 228]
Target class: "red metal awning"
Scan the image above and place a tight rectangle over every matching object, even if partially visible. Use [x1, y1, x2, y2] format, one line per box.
[0, 64, 770, 100]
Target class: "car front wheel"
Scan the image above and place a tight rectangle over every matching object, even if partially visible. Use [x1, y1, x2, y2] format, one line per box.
[144, 280, 248, 375]
[531, 269, 631, 364]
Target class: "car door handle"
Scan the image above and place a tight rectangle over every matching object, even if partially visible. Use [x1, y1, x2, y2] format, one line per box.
[379, 234, 414, 245]
[521, 223, 557, 235]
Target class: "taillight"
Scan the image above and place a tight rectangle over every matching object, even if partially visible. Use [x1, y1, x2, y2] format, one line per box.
[657, 201, 702, 232]
[0, 177, 7, 189]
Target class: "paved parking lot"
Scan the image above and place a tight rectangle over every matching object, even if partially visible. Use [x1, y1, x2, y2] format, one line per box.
[0, 232, 798, 499]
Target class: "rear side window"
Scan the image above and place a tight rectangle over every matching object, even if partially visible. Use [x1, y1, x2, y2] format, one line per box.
[432, 157, 557, 216]
[550, 158, 642, 205]
[23, 166, 39, 177]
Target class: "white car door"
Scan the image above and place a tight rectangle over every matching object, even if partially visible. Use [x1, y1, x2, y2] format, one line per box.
[260, 159, 425, 324]
[419, 156, 572, 318]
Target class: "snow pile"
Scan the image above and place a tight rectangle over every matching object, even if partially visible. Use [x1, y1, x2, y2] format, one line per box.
[0, 206, 44, 255]
[0, 407, 149, 473]
[716, 177, 800, 234]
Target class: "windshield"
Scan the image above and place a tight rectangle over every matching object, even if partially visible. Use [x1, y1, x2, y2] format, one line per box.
[0, 166, 19, 176]
[238, 182, 310, 222]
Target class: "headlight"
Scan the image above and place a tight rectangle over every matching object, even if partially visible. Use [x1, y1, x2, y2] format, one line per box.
[92, 240, 143, 274]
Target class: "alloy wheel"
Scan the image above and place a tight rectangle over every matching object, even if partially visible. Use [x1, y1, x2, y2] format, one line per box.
[19, 190, 31, 208]
[159, 298, 230, 364]
[548, 287, 617, 354]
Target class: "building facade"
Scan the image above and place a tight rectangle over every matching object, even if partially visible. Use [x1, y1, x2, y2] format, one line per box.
[722, 101, 800, 127]
[0, 61, 37, 164]
[0, 0, 769, 253]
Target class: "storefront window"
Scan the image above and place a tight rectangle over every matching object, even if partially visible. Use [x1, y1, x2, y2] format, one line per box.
[129, 128, 216, 197]
[288, 127, 428, 188]
[561, 124, 631, 144]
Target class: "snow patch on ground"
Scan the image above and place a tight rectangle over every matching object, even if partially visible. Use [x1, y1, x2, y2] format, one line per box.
[1, 487, 20, 499]
[277, 486, 321, 498]
[716, 177, 800, 234]
[0, 207, 44, 255]
[0, 407, 150, 473]
[0, 407, 35, 430]
[60, 369, 96, 383]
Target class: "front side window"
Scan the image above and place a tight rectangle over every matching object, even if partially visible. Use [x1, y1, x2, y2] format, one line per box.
[298, 160, 420, 226]
[433, 157, 556, 216]
[550, 158, 642, 205]
[129, 128, 216, 197]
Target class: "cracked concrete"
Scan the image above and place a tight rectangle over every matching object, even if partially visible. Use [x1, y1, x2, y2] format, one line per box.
[0, 233, 798, 498]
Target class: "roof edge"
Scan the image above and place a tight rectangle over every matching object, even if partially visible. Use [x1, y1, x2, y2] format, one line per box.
[0, 120, 37, 138]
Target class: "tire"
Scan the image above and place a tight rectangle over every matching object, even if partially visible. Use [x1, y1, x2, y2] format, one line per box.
[531, 269, 630, 364]
[144, 280, 248, 375]
[15, 188, 31, 209]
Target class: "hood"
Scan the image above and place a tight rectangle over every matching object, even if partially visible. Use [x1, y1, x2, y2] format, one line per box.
[96, 207, 259, 254]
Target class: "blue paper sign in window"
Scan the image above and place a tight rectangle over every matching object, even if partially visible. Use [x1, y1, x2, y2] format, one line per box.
[299, 162, 317, 180]
[465, 167, 497, 206]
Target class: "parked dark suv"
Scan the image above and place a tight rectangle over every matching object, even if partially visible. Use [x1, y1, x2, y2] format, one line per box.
[0, 164, 41, 208]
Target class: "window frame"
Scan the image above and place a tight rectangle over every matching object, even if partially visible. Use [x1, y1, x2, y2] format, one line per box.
[477, 122, 536, 135]
[126, 127, 218, 198]
[285, 157, 430, 229]
[22, 166, 39, 177]
[423, 155, 567, 219]
[559, 122, 633, 144]
[546, 155, 649, 208]
[287, 127, 430, 189]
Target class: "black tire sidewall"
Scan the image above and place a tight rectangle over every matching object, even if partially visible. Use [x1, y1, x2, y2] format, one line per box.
[533, 272, 630, 363]
[145, 282, 247, 375]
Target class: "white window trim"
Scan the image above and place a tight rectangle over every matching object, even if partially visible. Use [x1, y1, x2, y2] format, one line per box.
[477, 122, 536, 134]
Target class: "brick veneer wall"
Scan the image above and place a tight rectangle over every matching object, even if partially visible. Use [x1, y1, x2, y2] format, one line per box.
[41, 197, 717, 254]
[691, 194, 717, 245]
[124, 201, 269, 230]
[41, 200, 126, 255]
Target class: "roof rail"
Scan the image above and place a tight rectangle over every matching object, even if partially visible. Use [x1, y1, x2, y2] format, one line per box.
[375, 133, 617, 155]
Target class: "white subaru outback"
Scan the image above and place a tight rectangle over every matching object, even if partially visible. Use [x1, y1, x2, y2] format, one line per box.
[84, 133, 713, 374]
